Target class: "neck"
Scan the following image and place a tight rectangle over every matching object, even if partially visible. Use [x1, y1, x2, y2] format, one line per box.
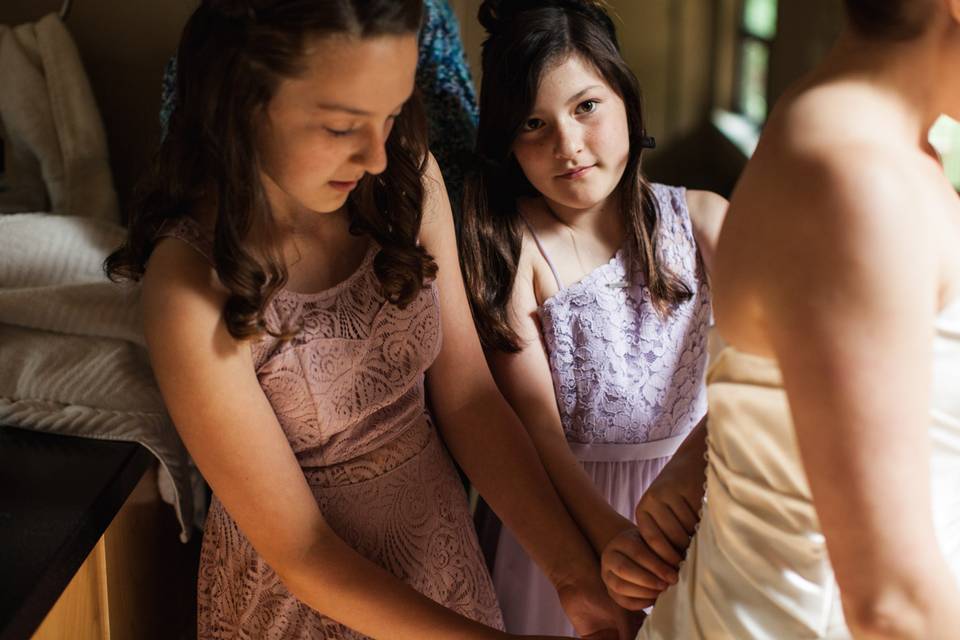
[815, 28, 954, 152]
[541, 192, 622, 239]
[261, 172, 349, 240]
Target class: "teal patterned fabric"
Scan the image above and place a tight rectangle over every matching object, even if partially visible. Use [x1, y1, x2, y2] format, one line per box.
[159, 0, 478, 217]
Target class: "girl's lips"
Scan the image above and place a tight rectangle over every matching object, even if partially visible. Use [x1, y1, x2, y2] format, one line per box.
[558, 165, 595, 180]
[329, 180, 358, 192]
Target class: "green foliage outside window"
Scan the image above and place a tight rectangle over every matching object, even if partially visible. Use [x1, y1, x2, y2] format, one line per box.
[930, 115, 960, 191]
[743, 0, 777, 39]
[738, 0, 778, 124]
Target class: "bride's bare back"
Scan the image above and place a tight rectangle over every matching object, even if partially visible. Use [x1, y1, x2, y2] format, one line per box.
[714, 70, 960, 357]
[708, 11, 960, 637]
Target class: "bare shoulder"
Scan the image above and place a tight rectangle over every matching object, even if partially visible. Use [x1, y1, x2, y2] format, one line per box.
[515, 199, 561, 307]
[743, 143, 938, 309]
[684, 189, 728, 222]
[141, 237, 230, 346]
[516, 225, 544, 299]
[683, 189, 728, 275]
[419, 151, 450, 233]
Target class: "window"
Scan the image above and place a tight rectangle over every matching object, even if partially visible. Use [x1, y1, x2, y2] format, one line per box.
[736, 0, 778, 124]
[930, 115, 960, 191]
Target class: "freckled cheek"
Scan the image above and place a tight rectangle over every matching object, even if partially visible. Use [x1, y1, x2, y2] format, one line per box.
[514, 141, 556, 186]
[286, 139, 348, 184]
[587, 122, 629, 165]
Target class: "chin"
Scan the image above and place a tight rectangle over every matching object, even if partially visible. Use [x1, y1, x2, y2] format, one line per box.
[314, 194, 349, 214]
[549, 188, 609, 211]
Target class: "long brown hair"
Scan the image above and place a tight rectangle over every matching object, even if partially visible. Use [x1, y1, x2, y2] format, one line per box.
[106, 0, 435, 340]
[459, 0, 692, 353]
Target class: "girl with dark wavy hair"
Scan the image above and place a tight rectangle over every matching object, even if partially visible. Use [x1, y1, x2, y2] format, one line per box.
[606, 0, 960, 637]
[458, 0, 728, 635]
[105, 1, 632, 637]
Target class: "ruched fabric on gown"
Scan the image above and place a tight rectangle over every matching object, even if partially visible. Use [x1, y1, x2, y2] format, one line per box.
[639, 301, 960, 639]
[158, 218, 503, 639]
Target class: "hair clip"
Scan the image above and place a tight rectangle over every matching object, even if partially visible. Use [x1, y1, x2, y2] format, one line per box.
[640, 135, 657, 150]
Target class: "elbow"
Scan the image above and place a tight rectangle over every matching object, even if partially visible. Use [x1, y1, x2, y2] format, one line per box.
[841, 589, 932, 639]
[260, 530, 337, 607]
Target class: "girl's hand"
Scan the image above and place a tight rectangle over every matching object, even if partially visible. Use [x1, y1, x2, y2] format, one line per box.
[555, 568, 641, 639]
[600, 419, 708, 611]
[600, 527, 677, 611]
[633, 417, 709, 571]
[632, 438, 707, 570]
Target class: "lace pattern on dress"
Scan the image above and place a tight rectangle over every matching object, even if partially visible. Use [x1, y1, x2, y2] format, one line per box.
[538, 184, 712, 445]
[158, 217, 503, 638]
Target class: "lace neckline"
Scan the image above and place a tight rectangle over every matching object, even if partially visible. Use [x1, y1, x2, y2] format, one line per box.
[168, 216, 378, 302]
[539, 245, 635, 313]
[275, 241, 377, 302]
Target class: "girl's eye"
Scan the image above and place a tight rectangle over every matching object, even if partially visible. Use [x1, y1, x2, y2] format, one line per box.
[522, 118, 545, 132]
[326, 127, 357, 138]
[576, 100, 598, 114]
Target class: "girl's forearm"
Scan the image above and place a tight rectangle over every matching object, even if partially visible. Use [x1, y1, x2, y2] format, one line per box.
[278, 529, 506, 640]
[437, 394, 599, 584]
[528, 428, 633, 553]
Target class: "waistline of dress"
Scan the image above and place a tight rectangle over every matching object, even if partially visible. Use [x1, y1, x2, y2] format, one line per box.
[302, 415, 435, 489]
[568, 433, 688, 462]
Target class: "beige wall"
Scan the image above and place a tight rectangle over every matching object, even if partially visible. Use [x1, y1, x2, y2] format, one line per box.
[0, 0, 848, 209]
[1, 0, 198, 211]
[449, 1, 720, 157]
[609, 1, 718, 149]
[770, 0, 844, 105]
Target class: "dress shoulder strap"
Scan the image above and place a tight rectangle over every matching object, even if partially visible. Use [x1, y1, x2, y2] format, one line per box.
[518, 214, 564, 291]
[155, 217, 214, 265]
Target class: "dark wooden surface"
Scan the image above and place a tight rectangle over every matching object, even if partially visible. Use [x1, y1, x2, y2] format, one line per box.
[0, 426, 151, 640]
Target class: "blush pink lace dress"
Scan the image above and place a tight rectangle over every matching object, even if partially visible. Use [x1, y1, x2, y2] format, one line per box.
[492, 184, 713, 636]
[158, 219, 503, 639]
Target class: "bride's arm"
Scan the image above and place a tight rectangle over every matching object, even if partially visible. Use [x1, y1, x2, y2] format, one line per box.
[757, 156, 960, 639]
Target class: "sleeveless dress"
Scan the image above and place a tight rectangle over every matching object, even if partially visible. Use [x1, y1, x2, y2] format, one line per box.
[638, 300, 960, 639]
[157, 219, 503, 639]
[493, 184, 713, 636]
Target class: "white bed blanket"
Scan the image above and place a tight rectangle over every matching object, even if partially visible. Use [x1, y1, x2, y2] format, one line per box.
[0, 213, 201, 541]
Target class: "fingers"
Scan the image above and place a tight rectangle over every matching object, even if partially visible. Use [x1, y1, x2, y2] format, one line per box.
[603, 560, 665, 599]
[602, 530, 678, 590]
[635, 510, 685, 568]
[670, 495, 700, 536]
[641, 504, 689, 552]
[605, 587, 656, 613]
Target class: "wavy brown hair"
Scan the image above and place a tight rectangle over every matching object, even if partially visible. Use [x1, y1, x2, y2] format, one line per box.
[106, 0, 435, 340]
[459, 0, 692, 353]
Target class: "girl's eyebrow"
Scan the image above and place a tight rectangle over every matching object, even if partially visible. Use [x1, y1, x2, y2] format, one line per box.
[314, 94, 411, 116]
[315, 102, 371, 116]
[531, 85, 605, 113]
[566, 85, 603, 104]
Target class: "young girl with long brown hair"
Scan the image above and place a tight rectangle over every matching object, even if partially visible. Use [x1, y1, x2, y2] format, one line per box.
[107, 1, 632, 637]
[459, 1, 727, 634]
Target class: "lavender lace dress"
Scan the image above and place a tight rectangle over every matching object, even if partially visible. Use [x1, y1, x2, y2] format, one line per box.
[493, 184, 712, 636]
[158, 219, 503, 639]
